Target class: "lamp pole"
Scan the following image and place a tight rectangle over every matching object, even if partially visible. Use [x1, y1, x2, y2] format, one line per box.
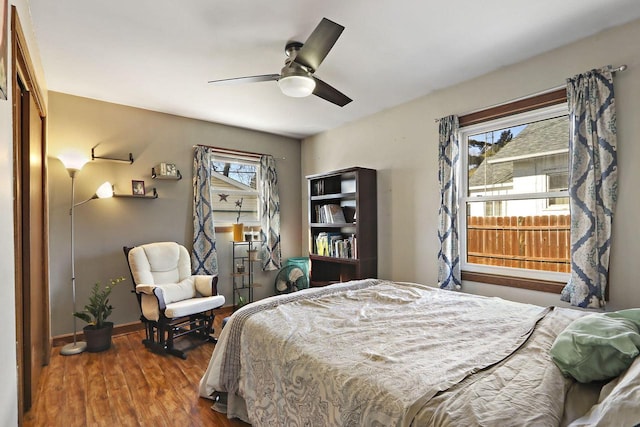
[57, 153, 113, 355]
[60, 169, 87, 355]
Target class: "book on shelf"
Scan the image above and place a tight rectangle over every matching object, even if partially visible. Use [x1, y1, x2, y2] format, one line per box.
[315, 204, 346, 224]
[314, 232, 357, 259]
[313, 179, 325, 196]
[315, 232, 338, 257]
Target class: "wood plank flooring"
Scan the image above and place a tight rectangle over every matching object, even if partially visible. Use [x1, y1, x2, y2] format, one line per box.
[24, 309, 250, 427]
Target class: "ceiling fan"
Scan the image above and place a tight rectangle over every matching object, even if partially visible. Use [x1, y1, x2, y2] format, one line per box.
[208, 18, 352, 107]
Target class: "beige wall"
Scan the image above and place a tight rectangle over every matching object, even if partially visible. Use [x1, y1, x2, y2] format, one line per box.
[47, 92, 302, 336]
[0, 8, 16, 423]
[302, 18, 640, 310]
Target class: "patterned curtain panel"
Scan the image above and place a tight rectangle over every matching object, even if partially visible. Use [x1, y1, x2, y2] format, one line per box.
[192, 146, 219, 275]
[438, 115, 462, 290]
[259, 155, 282, 271]
[561, 66, 618, 308]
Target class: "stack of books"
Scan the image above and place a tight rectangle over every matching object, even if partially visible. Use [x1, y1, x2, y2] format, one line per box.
[315, 233, 357, 259]
[313, 180, 325, 196]
[315, 204, 346, 224]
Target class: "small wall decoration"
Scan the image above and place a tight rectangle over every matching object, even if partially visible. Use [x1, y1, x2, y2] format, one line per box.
[0, 0, 8, 101]
[154, 162, 178, 177]
[166, 163, 177, 177]
[132, 180, 145, 195]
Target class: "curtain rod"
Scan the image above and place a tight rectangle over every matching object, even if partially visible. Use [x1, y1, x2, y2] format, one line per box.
[614, 64, 628, 73]
[434, 64, 628, 123]
[193, 144, 286, 160]
[194, 144, 262, 158]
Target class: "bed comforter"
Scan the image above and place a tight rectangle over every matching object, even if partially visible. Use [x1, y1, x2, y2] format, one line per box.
[199, 279, 587, 426]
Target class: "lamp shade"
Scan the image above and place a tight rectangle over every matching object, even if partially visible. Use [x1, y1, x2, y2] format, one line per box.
[95, 182, 114, 199]
[277, 75, 316, 98]
[58, 152, 90, 172]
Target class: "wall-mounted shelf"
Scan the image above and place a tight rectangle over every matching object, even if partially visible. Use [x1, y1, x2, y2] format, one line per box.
[114, 187, 158, 199]
[151, 167, 182, 180]
[91, 148, 134, 164]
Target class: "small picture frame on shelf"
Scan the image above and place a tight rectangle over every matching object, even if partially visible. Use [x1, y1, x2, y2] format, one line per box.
[154, 162, 178, 178]
[166, 163, 177, 177]
[132, 180, 145, 195]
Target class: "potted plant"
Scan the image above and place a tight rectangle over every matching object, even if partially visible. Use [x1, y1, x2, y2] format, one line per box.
[74, 277, 125, 352]
[237, 295, 247, 308]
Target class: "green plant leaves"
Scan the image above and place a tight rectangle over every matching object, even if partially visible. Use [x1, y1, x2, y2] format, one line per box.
[73, 277, 125, 329]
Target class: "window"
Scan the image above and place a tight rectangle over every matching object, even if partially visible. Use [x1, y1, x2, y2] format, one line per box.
[547, 172, 569, 208]
[210, 153, 261, 225]
[484, 201, 504, 217]
[460, 104, 570, 285]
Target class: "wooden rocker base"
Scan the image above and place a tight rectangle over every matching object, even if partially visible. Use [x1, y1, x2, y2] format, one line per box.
[141, 310, 217, 359]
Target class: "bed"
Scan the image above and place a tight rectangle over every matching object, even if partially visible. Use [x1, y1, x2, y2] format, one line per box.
[199, 279, 640, 426]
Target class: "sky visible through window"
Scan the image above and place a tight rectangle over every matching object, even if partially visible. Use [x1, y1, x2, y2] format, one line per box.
[469, 124, 526, 155]
[212, 161, 257, 189]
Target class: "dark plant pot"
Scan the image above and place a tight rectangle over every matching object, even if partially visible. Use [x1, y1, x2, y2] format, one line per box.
[83, 322, 113, 352]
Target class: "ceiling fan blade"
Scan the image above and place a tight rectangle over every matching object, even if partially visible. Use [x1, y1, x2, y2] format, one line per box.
[294, 18, 344, 72]
[312, 77, 352, 107]
[208, 74, 279, 85]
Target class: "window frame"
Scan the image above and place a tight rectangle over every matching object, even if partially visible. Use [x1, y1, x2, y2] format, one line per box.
[546, 171, 570, 210]
[458, 103, 570, 286]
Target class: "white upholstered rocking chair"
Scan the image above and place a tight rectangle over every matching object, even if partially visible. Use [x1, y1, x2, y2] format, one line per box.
[124, 242, 225, 359]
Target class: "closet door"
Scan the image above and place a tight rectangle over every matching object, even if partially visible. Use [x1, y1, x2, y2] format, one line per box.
[12, 7, 49, 417]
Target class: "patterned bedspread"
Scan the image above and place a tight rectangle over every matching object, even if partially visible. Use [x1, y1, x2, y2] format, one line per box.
[199, 280, 582, 426]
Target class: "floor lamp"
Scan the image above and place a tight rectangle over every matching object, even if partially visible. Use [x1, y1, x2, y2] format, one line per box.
[58, 154, 113, 356]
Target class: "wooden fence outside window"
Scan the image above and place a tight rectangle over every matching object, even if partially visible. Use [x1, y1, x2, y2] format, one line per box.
[467, 215, 570, 272]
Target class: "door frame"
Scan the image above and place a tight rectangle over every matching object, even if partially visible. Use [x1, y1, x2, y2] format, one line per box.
[12, 6, 49, 420]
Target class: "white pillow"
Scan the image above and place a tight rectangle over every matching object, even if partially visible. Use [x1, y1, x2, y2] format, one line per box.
[569, 355, 640, 426]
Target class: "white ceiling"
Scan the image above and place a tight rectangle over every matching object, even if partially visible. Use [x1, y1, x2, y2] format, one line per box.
[28, 0, 640, 139]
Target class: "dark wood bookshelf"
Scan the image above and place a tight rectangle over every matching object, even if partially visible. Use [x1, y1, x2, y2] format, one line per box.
[307, 167, 377, 287]
[309, 222, 353, 228]
[311, 192, 356, 201]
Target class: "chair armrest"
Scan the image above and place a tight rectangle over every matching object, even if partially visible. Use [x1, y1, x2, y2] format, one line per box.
[136, 284, 157, 295]
[136, 284, 167, 310]
[194, 275, 219, 296]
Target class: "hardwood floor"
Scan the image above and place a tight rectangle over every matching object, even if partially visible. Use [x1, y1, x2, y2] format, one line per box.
[25, 309, 250, 427]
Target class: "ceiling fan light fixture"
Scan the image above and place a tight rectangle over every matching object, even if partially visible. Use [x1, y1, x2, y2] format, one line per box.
[278, 75, 316, 98]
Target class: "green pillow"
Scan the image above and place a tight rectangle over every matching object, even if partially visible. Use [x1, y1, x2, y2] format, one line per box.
[550, 309, 640, 383]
